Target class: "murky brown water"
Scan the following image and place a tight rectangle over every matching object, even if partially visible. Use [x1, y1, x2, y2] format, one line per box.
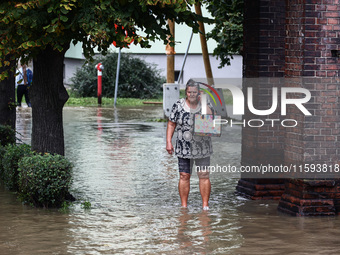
[1, 106, 340, 254]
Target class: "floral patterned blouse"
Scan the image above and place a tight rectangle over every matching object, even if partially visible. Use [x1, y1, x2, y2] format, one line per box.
[169, 98, 213, 159]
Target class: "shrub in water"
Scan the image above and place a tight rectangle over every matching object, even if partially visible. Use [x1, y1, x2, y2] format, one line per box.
[70, 53, 165, 99]
[0, 145, 5, 176]
[0, 125, 16, 146]
[18, 153, 73, 208]
[1, 144, 32, 191]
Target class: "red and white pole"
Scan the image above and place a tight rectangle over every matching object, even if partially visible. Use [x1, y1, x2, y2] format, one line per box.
[96, 63, 104, 105]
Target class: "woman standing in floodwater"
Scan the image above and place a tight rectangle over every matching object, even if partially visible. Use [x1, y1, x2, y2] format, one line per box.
[166, 79, 213, 210]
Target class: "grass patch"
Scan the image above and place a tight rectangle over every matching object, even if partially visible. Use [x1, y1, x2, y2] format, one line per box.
[223, 90, 233, 105]
[66, 96, 163, 107]
[147, 118, 168, 122]
[65, 97, 160, 106]
[65, 89, 162, 107]
[65, 89, 232, 107]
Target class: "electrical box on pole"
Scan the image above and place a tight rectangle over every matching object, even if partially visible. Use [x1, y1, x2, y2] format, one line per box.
[163, 83, 180, 117]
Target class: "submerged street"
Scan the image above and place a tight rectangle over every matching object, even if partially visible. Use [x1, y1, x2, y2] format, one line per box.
[1, 106, 339, 254]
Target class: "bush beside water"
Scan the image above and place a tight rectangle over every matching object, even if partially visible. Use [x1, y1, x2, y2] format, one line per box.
[70, 53, 165, 99]
[0, 145, 6, 176]
[0, 125, 16, 146]
[0, 125, 74, 208]
[18, 154, 73, 208]
[2, 144, 33, 191]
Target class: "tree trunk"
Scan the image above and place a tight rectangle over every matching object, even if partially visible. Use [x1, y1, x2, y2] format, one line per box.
[195, 2, 214, 86]
[30, 45, 69, 155]
[0, 58, 16, 130]
[166, 19, 175, 83]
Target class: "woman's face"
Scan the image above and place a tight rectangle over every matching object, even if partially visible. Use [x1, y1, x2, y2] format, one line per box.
[186, 86, 199, 104]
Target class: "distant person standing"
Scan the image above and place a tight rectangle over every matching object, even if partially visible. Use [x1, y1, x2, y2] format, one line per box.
[16, 64, 32, 107]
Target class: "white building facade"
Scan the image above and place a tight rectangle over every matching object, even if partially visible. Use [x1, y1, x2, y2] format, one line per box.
[63, 7, 242, 87]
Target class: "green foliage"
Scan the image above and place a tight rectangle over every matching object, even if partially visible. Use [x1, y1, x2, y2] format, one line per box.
[223, 89, 233, 105]
[0, 143, 75, 209]
[205, 0, 243, 67]
[66, 96, 162, 107]
[1, 144, 32, 191]
[81, 201, 91, 210]
[0, 0, 205, 78]
[59, 201, 72, 213]
[18, 153, 73, 208]
[0, 145, 5, 176]
[148, 118, 168, 122]
[70, 53, 165, 99]
[0, 124, 16, 146]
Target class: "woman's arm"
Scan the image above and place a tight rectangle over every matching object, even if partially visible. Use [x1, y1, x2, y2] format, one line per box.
[166, 120, 177, 154]
[207, 106, 213, 115]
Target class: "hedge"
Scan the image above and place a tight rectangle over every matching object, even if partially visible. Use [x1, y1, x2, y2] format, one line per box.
[0, 124, 16, 146]
[0, 141, 74, 208]
[1, 143, 33, 191]
[18, 153, 73, 208]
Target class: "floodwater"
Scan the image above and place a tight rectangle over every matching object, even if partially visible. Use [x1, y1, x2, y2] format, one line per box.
[1, 106, 340, 254]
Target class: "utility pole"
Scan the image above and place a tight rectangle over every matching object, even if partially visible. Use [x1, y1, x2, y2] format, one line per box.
[195, 2, 214, 86]
[166, 19, 175, 83]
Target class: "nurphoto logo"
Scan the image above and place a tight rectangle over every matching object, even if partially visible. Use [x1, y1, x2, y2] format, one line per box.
[199, 78, 312, 128]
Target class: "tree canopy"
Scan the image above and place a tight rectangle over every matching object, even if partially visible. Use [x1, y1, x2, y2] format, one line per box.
[0, 0, 210, 155]
[0, 0, 205, 77]
[205, 0, 243, 67]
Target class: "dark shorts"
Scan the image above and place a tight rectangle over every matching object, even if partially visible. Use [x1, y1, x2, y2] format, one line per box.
[178, 157, 210, 175]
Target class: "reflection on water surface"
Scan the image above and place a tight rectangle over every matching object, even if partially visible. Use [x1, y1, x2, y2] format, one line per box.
[1, 106, 340, 254]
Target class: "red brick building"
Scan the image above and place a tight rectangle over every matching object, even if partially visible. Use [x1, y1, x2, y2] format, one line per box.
[237, 0, 340, 216]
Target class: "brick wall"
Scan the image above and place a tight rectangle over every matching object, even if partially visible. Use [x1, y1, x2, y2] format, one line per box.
[242, 0, 286, 167]
[278, 179, 339, 216]
[280, 0, 340, 215]
[238, 0, 286, 199]
[285, 0, 340, 77]
[243, 0, 286, 78]
[242, 0, 340, 172]
[284, 0, 340, 166]
[239, 0, 340, 202]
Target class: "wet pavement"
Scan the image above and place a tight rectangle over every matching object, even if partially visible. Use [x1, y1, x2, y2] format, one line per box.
[1, 106, 340, 254]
